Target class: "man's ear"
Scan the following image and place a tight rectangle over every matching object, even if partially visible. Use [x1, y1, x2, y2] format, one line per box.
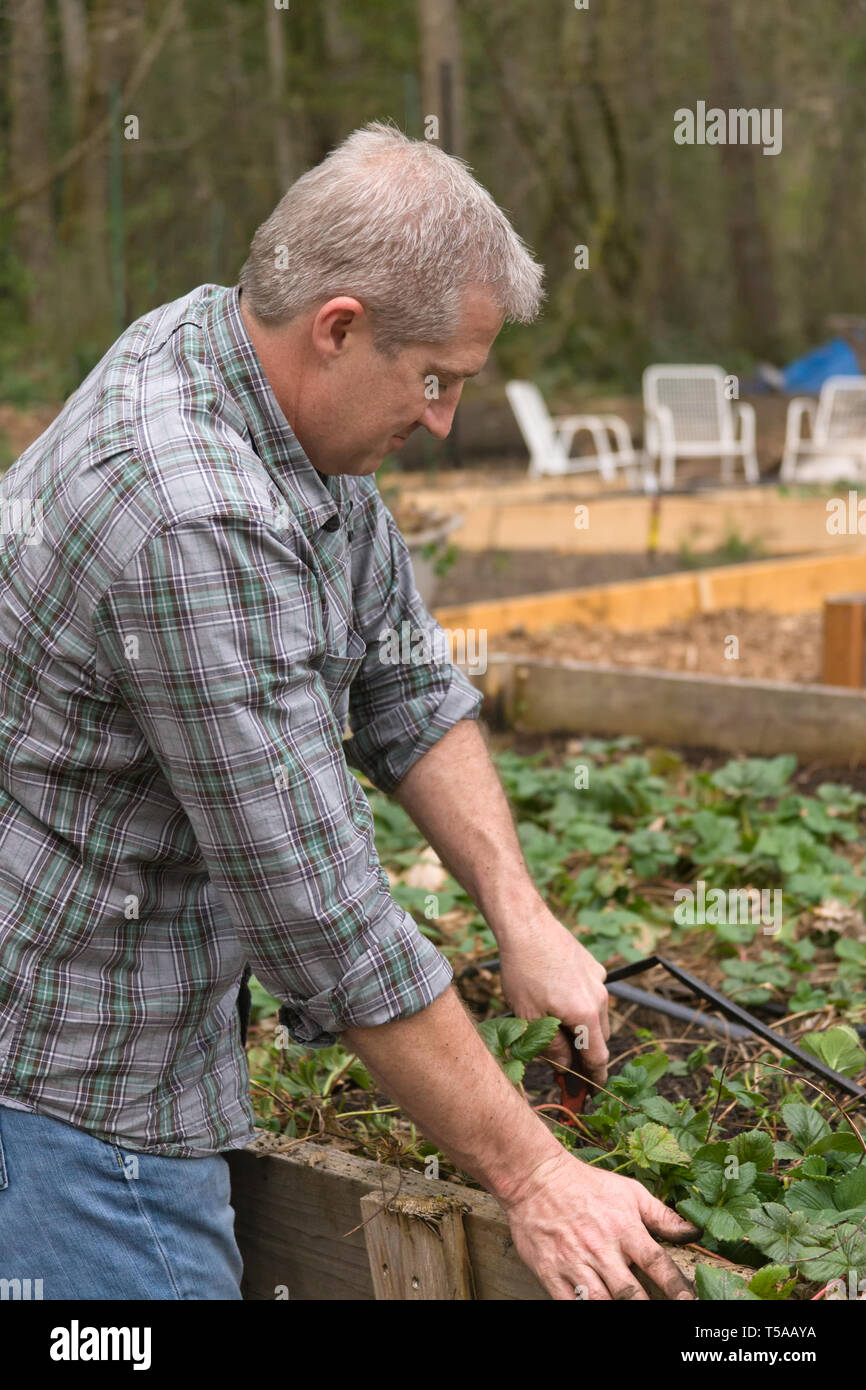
[311, 297, 367, 361]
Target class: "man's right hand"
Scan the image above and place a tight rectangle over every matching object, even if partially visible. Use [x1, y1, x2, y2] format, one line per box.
[501, 1147, 699, 1301]
[343, 987, 698, 1301]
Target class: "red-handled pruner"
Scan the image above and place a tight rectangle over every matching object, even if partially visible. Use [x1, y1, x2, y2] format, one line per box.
[554, 1033, 594, 1123]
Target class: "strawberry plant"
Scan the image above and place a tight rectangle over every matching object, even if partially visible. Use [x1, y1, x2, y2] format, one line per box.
[246, 742, 866, 1298]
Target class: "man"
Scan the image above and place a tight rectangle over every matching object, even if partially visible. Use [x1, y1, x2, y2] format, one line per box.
[0, 121, 697, 1300]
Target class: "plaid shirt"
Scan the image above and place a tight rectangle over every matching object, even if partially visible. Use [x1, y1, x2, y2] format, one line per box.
[0, 283, 480, 1157]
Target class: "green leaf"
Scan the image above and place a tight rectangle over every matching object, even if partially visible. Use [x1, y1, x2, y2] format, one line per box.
[695, 1264, 759, 1301]
[798, 1025, 866, 1079]
[784, 1180, 836, 1212]
[834, 1167, 866, 1212]
[502, 1058, 525, 1085]
[626, 1122, 692, 1168]
[711, 755, 796, 800]
[747, 1264, 796, 1300]
[632, 1051, 669, 1085]
[781, 1103, 831, 1152]
[640, 1095, 681, 1126]
[562, 820, 620, 855]
[496, 1017, 529, 1050]
[510, 1016, 561, 1063]
[731, 1129, 775, 1172]
[678, 1196, 712, 1230]
[808, 1130, 864, 1156]
[747, 1204, 832, 1263]
[705, 1204, 755, 1241]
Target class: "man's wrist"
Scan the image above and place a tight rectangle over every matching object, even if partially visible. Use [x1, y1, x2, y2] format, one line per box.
[488, 1132, 571, 1209]
[477, 874, 549, 949]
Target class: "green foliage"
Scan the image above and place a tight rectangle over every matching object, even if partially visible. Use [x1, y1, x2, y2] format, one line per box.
[248, 744, 866, 1299]
[799, 1026, 866, 1079]
[477, 1014, 561, 1084]
[247, 976, 282, 1024]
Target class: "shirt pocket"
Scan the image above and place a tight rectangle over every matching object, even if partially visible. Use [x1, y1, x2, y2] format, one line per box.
[318, 625, 366, 718]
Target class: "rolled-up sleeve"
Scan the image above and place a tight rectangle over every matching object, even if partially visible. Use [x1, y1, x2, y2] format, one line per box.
[92, 514, 453, 1047]
[344, 490, 482, 793]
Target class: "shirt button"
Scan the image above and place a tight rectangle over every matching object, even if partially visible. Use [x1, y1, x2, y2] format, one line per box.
[323, 515, 340, 532]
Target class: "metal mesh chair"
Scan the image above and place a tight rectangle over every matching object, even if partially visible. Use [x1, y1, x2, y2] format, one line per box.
[506, 380, 646, 482]
[642, 364, 759, 489]
[781, 376, 866, 482]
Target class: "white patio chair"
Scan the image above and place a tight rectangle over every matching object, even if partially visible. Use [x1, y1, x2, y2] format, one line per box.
[780, 375, 866, 483]
[642, 364, 759, 489]
[505, 380, 646, 483]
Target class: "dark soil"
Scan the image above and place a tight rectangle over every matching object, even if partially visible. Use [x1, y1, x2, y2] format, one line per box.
[434, 548, 794, 606]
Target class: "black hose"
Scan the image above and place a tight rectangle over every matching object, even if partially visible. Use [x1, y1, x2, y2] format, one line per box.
[607, 980, 753, 1040]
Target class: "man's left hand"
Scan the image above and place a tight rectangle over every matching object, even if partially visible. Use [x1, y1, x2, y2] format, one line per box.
[498, 908, 610, 1085]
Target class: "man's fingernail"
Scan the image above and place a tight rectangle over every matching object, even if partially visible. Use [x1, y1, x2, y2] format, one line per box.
[676, 1290, 695, 1301]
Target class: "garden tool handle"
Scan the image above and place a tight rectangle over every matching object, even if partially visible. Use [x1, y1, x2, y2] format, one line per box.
[555, 1029, 593, 1118]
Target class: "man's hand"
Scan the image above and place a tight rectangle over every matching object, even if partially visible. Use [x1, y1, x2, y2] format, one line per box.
[499, 906, 610, 1084]
[501, 1148, 698, 1301]
[343, 988, 698, 1302]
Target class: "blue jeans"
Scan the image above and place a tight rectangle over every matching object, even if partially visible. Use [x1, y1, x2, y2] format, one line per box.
[0, 1105, 243, 1299]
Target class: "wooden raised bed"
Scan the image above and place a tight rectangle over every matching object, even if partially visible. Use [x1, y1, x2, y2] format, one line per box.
[473, 655, 866, 763]
[433, 551, 866, 762]
[435, 550, 866, 638]
[226, 1138, 740, 1301]
[403, 477, 866, 557]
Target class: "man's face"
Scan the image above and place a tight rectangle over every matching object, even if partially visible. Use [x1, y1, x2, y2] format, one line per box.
[260, 285, 504, 477]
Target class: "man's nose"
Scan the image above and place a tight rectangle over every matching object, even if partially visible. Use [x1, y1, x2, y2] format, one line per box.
[420, 390, 462, 441]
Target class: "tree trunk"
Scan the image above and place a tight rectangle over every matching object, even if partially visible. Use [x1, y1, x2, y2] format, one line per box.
[58, 0, 89, 136]
[9, 0, 56, 324]
[703, 0, 782, 358]
[77, 0, 146, 323]
[417, 0, 466, 155]
[266, 0, 295, 195]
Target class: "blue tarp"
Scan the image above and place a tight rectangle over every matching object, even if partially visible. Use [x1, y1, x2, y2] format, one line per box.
[781, 337, 861, 394]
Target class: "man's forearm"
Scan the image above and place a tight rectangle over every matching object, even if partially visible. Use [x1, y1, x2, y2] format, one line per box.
[391, 718, 544, 942]
[341, 985, 562, 1203]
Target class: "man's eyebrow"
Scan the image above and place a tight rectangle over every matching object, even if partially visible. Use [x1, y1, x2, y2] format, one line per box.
[424, 362, 483, 379]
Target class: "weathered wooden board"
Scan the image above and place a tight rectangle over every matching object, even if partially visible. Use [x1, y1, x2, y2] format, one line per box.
[435, 551, 866, 638]
[227, 1139, 547, 1301]
[401, 475, 862, 556]
[470, 656, 866, 763]
[823, 594, 866, 688]
[227, 1139, 745, 1301]
[360, 1192, 475, 1299]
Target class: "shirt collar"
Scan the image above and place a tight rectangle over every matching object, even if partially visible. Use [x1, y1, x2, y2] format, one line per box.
[202, 284, 341, 534]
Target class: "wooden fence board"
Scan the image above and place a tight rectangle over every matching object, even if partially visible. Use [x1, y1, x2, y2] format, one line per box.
[228, 1140, 752, 1301]
[470, 656, 866, 763]
[227, 1140, 545, 1301]
[435, 550, 866, 638]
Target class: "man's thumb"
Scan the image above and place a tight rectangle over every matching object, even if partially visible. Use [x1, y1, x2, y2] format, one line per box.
[640, 1191, 701, 1244]
[544, 1026, 574, 1070]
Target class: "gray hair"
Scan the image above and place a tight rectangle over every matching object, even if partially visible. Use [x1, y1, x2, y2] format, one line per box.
[238, 120, 545, 357]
